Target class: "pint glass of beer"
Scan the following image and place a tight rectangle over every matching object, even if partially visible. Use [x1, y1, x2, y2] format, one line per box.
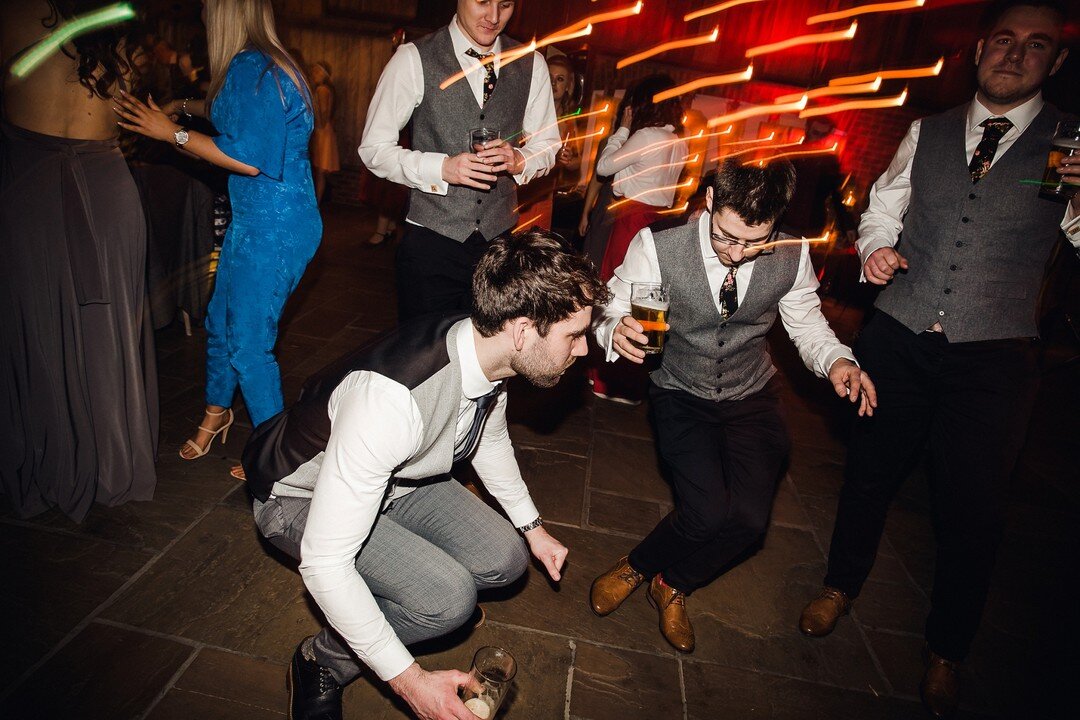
[630, 282, 670, 354]
[1039, 120, 1080, 200]
[460, 646, 516, 719]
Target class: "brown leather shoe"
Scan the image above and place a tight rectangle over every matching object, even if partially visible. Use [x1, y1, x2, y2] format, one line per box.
[647, 575, 695, 653]
[590, 556, 646, 616]
[799, 586, 852, 637]
[920, 647, 959, 718]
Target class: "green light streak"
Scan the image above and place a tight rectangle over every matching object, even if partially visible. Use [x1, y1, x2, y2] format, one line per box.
[10, 3, 136, 79]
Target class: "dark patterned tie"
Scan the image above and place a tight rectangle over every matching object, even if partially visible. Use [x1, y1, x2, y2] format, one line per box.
[453, 383, 502, 463]
[968, 117, 1013, 183]
[719, 266, 739, 321]
[465, 48, 497, 106]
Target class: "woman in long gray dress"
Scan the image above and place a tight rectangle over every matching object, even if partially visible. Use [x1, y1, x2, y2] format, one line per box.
[0, 0, 158, 522]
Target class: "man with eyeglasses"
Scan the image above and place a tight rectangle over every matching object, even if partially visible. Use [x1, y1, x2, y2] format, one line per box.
[588, 158, 877, 654]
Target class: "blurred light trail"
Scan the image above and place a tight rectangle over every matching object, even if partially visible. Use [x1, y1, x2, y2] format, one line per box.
[684, 0, 766, 22]
[746, 142, 839, 164]
[745, 21, 857, 59]
[707, 96, 808, 128]
[11, 3, 135, 79]
[807, 0, 925, 25]
[653, 65, 753, 102]
[775, 77, 882, 104]
[617, 26, 720, 69]
[828, 57, 943, 85]
[607, 178, 694, 210]
[800, 89, 908, 118]
[614, 156, 698, 186]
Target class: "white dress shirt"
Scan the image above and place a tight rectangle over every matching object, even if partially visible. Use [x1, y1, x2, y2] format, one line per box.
[858, 93, 1080, 272]
[358, 16, 561, 202]
[596, 125, 689, 208]
[296, 319, 539, 683]
[595, 213, 856, 378]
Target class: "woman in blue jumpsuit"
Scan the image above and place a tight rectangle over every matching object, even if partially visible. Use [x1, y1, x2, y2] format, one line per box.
[114, 0, 320, 465]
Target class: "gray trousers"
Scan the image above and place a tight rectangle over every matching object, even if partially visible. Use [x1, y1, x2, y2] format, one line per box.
[253, 477, 529, 684]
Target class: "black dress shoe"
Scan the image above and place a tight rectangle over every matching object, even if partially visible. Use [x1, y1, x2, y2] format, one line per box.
[288, 637, 343, 720]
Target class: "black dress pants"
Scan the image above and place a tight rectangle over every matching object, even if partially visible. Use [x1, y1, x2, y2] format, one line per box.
[629, 380, 790, 594]
[824, 311, 1038, 661]
[394, 225, 498, 322]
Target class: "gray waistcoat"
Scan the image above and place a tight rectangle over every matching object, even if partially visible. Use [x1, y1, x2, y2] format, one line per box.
[409, 26, 533, 241]
[875, 102, 1066, 342]
[652, 220, 801, 402]
[243, 315, 469, 502]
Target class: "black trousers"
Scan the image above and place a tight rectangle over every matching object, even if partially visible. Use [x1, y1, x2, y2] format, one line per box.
[394, 224, 499, 322]
[824, 311, 1038, 661]
[629, 380, 790, 594]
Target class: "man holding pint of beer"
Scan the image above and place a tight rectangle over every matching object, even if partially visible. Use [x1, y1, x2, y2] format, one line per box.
[589, 158, 877, 653]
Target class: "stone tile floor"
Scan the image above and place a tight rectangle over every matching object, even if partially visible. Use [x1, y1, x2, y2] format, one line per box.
[2, 204, 1077, 719]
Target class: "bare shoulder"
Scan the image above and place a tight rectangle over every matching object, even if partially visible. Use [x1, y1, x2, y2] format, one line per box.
[1, 1, 55, 64]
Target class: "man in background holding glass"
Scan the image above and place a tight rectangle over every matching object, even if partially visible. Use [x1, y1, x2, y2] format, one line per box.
[800, 1, 1080, 715]
[589, 159, 875, 653]
[359, 0, 561, 321]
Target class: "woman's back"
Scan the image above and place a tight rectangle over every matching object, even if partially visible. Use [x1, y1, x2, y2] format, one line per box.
[1, 0, 124, 140]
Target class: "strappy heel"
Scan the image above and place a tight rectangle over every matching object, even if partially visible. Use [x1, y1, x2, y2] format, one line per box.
[179, 408, 234, 460]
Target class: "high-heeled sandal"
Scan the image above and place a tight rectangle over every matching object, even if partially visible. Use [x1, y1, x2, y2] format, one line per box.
[179, 408, 234, 460]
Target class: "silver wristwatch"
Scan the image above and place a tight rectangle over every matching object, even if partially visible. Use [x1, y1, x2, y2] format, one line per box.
[517, 516, 543, 533]
[174, 127, 190, 148]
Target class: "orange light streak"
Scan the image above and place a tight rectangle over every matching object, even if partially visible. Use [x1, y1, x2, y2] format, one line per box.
[774, 77, 882, 104]
[684, 0, 765, 22]
[745, 21, 857, 59]
[617, 26, 719, 70]
[513, 213, 544, 234]
[652, 65, 753, 103]
[523, 104, 610, 144]
[566, 1, 644, 32]
[752, 235, 831, 252]
[721, 132, 777, 148]
[607, 178, 694, 211]
[746, 142, 839, 165]
[715, 138, 804, 163]
[706, 96, 808, 128]
[799, 89, 908, 118]
[615, 126, 731, 162]
[518, 127, 608, 164]
[807, 0, 925, 25]
[828, 57, 943, 86]
[658, 201, 691, 216]
[438, 24, 594, 91]
[613, 155, 698, 186]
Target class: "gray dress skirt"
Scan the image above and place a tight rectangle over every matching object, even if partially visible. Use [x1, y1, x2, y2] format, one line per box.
[0, 121, 158, 522]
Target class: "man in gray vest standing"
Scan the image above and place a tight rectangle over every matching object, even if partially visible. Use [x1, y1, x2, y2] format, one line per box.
[359, 0, 561, 322]
[244, 232, 608, 720]
[799, 2, 1080, 716]
[588, 159, 877, 654]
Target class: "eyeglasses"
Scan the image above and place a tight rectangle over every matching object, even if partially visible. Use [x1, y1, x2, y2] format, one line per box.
[709, 220, 779, 254]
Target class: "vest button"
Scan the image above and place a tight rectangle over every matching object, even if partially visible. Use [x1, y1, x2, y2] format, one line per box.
[955, 241, 964, 247]
[718, 340, 725, 347]
[716, 372, 723, 378]
[720, 323, 728, 329]
[477, 199, 482, 204]
[944, 288, 952, 294]
[968, 193, 977, 200]
[950, 264, 957, 271]
[961, 217, 970, 223]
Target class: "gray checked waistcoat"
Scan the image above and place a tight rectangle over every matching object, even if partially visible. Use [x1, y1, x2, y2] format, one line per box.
[651, 219, 801, 402]
[875, 102, 1067, 342]
[243, 315, 471, 502]
[408, 26, 533, 242]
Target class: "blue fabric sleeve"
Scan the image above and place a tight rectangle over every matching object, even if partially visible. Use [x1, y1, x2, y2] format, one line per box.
[212, 53, 287, 180]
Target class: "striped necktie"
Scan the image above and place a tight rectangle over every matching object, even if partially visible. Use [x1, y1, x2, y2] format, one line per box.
[968, 117, 1013, 183]
[454, 383, 502, 463]
[464, 48, 497, 106]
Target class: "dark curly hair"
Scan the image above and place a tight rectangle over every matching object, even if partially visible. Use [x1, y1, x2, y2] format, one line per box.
[472, 230, 611, 337]
[628, 75, 683, 135]
[43, 0, 142, 100]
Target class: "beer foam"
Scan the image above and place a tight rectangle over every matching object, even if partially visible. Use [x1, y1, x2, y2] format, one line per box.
[632, 299, 669, 311]
[465, 697, 492, 719]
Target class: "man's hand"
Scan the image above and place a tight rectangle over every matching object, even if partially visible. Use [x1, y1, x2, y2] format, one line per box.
[828, 358, 878, 417]
[863, 247, 909, 285]
[387, 663, 480, 720]
[442, 152, 498, 190]
[475, 139, 525, 176]
[524, 525, 568, 582]
[1058, 153, 1080, 215]
[612, 315, 654, 364]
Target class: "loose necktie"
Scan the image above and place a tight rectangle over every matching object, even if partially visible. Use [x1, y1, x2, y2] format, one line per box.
[453, 383, 502, 463]
[719, 266, 739, 321]
[968, 117, 1013, 183]
[465, 48, 497, 106]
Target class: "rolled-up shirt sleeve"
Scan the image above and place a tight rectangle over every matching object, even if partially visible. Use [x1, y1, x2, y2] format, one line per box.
[856, 119, 921, 277]
[298, 374, 424, 682]
[469, 391, 539, 527]
[211, 54, 287, 180]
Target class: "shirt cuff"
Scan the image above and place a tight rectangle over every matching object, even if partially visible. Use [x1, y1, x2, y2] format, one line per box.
[856, 237, 894, 282]
[1063, 203, 1080, 245]
[821, 347, 857, 378]
[419, 152, 449, 195]
[502, 496, 540, 529]
[367, 638, 416, 682]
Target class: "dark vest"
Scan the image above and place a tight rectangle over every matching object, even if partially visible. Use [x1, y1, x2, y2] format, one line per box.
[243, 314, 467, 502]
[651, 220, 802, 402]
[408, 26, 533, 241]
[876, 102, 1067, 342]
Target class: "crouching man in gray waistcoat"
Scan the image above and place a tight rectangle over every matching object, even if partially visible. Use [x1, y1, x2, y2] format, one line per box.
[244, 231, 609, 720]
[799, 2, 1080, 715]
[588, 159, 877, 654]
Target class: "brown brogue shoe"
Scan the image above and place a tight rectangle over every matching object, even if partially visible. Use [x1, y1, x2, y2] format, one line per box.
[647, 575, 695, 653]
[590, 556, 646, 616]
[799, 586, 852, 637]
[920, 648, 959, 718]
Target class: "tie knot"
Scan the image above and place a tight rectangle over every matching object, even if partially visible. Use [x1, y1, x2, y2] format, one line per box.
[980, 117, 1013, 139]
[465, 48, 494, 61]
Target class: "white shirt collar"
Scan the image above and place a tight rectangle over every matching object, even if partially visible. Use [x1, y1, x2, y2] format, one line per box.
[449, 14, 503, 59]
[967, 92, 1044, 135]
[456, 317, 498, 400]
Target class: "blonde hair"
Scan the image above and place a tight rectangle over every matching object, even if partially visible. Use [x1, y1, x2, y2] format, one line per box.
[205, 0, 310, 107]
